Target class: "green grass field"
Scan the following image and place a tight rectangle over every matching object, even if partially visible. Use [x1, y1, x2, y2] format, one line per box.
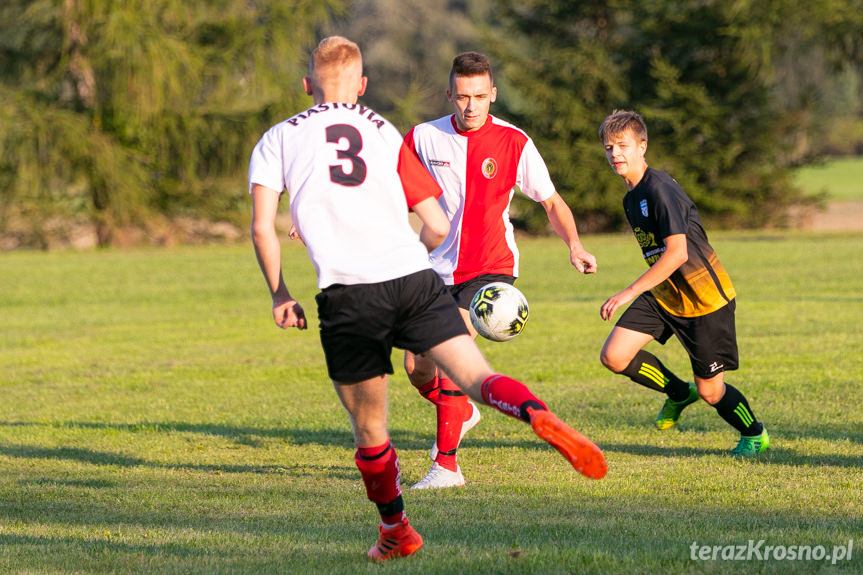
[2, 232, 862, 574]
[793, 156, 863, 201]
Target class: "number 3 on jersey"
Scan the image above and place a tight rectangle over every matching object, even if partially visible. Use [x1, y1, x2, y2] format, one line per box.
[326, 124, 366, 187]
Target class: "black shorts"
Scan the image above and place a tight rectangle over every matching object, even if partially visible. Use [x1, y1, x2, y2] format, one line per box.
[315, 269, 469, 383]
[449, 274, 516, 309]
[617, 292, 739, 379]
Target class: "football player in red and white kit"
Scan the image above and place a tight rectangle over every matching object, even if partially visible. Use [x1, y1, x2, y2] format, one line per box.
[249, 36, 606, 562]
[403, 52, 598, 490]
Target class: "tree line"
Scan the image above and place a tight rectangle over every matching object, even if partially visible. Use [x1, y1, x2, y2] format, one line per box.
[1, 0, 861, 248]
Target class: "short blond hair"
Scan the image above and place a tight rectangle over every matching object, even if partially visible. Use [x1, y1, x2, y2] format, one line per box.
[309, 36, 362, 81]
[598, 110, 648, 143]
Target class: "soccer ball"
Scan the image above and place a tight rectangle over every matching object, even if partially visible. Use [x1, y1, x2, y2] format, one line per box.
[469, 282, 529, 342]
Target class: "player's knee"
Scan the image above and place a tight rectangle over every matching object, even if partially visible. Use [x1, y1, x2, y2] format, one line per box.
[353, 421, 388, 446]
[403, 351, 416, 375]
[694, 379, 724, 405]
[599, 348, 627, 373]
[404, 353, 435, 385]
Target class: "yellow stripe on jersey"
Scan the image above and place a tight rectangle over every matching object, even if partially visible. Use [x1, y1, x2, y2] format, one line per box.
[652, 252, 736, 317]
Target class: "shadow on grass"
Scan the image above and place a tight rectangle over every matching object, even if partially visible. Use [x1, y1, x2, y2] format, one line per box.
[1, 419, 537, 453]
[0, 529, 369, 574]
[2, 419, 860, 472]
[0, 442, 356, 478]
[2, 493, 859, 575]
[600, 441, 863, 468]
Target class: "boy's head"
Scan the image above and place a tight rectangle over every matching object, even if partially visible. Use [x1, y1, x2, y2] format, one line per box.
[447, 51, 497, 132]
[599, 110, 648, 189]
[449, 51, 494, 87]
[598, 110, 647, 145]
[303, 36, 366, 104]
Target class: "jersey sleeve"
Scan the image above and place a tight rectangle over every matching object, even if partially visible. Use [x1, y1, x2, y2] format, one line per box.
[248, 127, 286, 195]
[650, 181, 689, 239]
[397, 140, 443, 209]
[516, 137, 556, 202]
[403, 126, 419, 156]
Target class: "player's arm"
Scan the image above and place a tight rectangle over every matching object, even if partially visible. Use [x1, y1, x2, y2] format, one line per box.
[540, 192, 597, 274]
[600, 233, 687, 321]
[250, 184, 307, 329]
[397, 140, 449, 252]
[411, 196, 450, 252]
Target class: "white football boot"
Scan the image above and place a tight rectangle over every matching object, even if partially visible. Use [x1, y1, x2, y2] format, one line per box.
[410, 462, 465, 489]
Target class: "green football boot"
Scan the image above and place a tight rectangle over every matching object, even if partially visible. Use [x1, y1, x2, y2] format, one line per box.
[731, 428, 770, 456]
[654, 383, 699, 430]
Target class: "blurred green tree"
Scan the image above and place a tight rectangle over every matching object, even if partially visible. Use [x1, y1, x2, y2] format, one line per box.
[0, 0, 341, 247]
[333, 0, 494, 132]
[491, 0, 863, 231]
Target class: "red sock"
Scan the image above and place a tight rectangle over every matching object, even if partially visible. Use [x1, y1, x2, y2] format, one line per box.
[355, 440, 405, 525]
[480, 374, 547, 422]
[415, 373, 440, 405]
[434, 377, 468, 472]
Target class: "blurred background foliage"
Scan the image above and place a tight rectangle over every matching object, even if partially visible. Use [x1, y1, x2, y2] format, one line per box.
[1, 0, 861, 248]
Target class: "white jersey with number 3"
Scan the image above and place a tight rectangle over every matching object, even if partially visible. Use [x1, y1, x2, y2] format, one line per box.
[249, 103, 441, 289]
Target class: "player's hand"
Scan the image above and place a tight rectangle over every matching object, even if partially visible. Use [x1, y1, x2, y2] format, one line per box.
[571, 248, 598, 274]
[272, 297, 307, 330]
[600, 290, 635, 321]
[288, 225, 306, 246]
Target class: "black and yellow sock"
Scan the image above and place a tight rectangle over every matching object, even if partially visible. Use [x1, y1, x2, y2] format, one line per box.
[712, 384, 763, 436]
[621, 350, 691, 400]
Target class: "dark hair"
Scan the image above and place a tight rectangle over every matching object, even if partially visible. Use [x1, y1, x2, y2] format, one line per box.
[449, 51, 493, 86]
[598, 110, 648, 143]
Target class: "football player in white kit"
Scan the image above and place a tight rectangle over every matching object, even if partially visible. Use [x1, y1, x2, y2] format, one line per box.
[249, 36, 606, 562]
[403, 52, 598, 490]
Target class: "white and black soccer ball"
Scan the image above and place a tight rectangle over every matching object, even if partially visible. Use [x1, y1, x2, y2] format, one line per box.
[468, 282, 530, 342]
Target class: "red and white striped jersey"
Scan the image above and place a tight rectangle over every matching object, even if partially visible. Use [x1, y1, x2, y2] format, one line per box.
[405, 114, 556, 284]
[249, 102, 442, 289]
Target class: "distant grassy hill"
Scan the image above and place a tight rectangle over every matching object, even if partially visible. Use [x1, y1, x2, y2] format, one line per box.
[793, 156, 863, 201]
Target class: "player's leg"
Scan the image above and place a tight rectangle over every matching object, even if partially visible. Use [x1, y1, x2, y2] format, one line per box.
[407, 313, 481, 488]
[694, 373, 768, 456]
[396, 269, 604, 479]
[406, 287, 481, 488]
[334, 377, 422, 561]
[318, 281, 422, 561]
[684, 300, 767, 455]
[404, 350, 439, 404]
[405, 347, 478, 471]
[425, 335, 607, 479]
[602, 295, 698, 429]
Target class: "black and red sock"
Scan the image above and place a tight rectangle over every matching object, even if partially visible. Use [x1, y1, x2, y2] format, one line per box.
[355, 440, 405, 526]
[480, 374, 547, 422]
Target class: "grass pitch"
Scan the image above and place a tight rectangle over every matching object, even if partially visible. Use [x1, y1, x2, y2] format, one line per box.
[1, 232, 861, 574]
[793, 156, 863, 201]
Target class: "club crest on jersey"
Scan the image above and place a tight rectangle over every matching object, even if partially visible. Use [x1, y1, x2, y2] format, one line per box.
[481, 157, 498, 179]
[640, 198, 648, 217]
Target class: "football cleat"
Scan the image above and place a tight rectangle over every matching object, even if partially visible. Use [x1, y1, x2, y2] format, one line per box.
[410, 462, 465, 489]
[731, 428, 770, 456]
[429, 400, 481, 460]
[367, 520, 423, 562]
[527, 408, 607, 479]
[655, 383, 699, 430]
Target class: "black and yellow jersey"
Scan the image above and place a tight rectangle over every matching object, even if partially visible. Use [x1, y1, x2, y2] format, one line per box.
[623, 168, 735, 318]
